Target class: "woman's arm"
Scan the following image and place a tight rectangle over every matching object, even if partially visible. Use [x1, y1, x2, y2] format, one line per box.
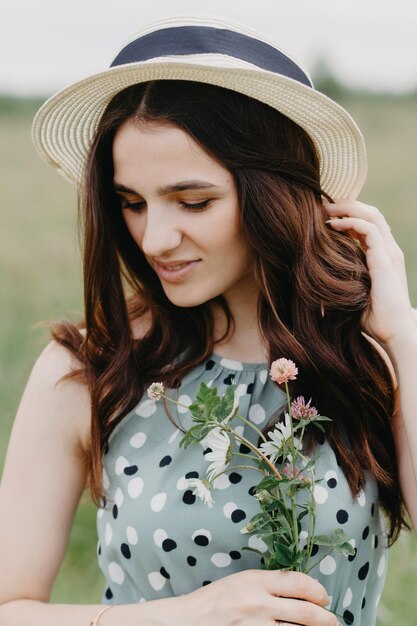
[324, 198, 417, 532]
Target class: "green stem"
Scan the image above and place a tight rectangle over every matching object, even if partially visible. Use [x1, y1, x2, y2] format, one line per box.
[211, 464, 265, 480]
[232, 451, 261, 463]
[234, 414, 268, 443]
[222, 425, 283, 480]
[285, 382, 300, 572]
[305, 548, 333, 574]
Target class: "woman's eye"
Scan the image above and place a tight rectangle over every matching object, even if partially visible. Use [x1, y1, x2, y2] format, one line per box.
[180, 200, 212, 211]
[120, 200, 145, 213]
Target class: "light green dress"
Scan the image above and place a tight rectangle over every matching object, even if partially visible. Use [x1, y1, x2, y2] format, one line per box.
[97, 352, 388, 625]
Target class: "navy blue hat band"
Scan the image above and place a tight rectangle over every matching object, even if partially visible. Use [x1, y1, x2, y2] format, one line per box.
[111, 25, 312, 88]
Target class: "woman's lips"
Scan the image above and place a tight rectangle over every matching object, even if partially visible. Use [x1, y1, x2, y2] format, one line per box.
[155, 260, 201, 283]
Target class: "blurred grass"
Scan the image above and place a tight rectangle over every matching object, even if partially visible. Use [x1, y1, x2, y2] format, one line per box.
[1, 93, 416, 619]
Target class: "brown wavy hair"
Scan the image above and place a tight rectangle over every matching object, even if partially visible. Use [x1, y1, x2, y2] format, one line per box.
[53, 80, 408, 543]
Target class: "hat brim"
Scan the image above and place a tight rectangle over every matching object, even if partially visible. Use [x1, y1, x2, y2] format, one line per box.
[32, 58, 367, 198]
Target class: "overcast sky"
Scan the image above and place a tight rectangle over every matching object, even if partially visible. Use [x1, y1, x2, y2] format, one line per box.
[2, 0, 417, 96]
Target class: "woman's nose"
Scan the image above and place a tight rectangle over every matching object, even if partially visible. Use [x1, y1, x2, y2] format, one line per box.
[140, 207, 183, 258]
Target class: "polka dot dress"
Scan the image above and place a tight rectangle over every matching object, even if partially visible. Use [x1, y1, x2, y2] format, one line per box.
[96, 353, 388, 625]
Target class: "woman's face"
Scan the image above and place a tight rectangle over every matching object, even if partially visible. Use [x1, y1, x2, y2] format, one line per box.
[112, 119, 255, 308]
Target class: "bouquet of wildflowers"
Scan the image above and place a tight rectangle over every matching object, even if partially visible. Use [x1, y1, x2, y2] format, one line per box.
[147, 357, 353, 574]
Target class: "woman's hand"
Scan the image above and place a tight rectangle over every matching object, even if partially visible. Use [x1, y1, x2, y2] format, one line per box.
[157, 569, 339, 626]
[323, 199, 416, 349]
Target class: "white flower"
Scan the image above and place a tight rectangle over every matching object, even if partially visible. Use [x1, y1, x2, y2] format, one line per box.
[185, 478, 215, 508]
[147, 382, 164, 400]
[202, 427, 232, 480]
[259, 413, 301, 462]
[240, 522, 255, 534]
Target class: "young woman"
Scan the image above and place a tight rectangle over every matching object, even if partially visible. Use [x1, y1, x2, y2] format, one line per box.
[0, 15, 416, 626]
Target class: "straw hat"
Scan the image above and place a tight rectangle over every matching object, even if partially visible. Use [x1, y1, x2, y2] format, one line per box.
[31, 15, 367, 198]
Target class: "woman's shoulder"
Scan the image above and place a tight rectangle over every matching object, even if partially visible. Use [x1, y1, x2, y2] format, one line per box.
[28, 339, 91, 452]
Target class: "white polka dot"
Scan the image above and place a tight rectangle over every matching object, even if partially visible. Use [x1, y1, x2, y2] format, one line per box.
[139, 597, 147, 603]
[234, 425, 244, 437]
[192, 529, 212, 542]
[223, 502, 238, 519]
[115, 456, 129, 475]
[153, 528, 168, 547]
[377, 554, 386, 578]
[105, 523, 113, 546]
[126, 526, 138, 545]
[176, 475, 190, 490]
[299, 530, 308, 548]
[115, 487, 124, 507]
[357, 490, 366, 507]
[248, 535, 268, 553]
[168, 429, 180, 444]
[135, 399, 157, 418]
[314, 485, 329, 504]
[211, 552, 232, 567]
[97, 508, 105, 519]
[343, 587, 353, 608]
[248, 403, 265, 425]
[212, 474, 231, 489]
[148, 571, 166, 591]
[103, 468, 110, 489]
[259, 369, 268, 384]
[236, 383, 247, 398]
[219, 358, 243, 371]
[127, 477, 144, 498]
[151, 492, 167, 512]
[177, 394, 192, 414]
[376, 593, 382, 607]
[319, 555, 337, 575]
[108, 562, 125, 584]
[130, 432, 147, 448]
[348, 538, 356, 550]
[325, 469, 337, 482]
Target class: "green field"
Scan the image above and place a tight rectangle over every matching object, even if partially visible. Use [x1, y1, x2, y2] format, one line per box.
[1, 93, 416, 622]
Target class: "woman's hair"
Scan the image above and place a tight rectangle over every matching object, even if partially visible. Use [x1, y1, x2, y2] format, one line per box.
[53, 80, 408, 542]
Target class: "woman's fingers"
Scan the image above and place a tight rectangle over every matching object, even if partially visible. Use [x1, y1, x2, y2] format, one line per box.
[267, 596, 339, 626]
[264, 570, 330, 607]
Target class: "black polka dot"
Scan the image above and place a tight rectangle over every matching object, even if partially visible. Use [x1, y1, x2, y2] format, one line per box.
[373, 535, 379, 549]
[203, 447, 212, 455]
[124, 465, 138, 475]
[248, 486, 257, 496]
[185, 471, 199, 479]
[229, 472, 242, 484]
[371, 503, 375, 517]
[231, 509, 246, 523]
[239, 443, 251, 455]
[343, 610, 354, 625]
[160, 566, 170, 579]
[336, 509, 349, 524]
[348, 548, 357, 562]
[334, 452, 343, 467]
[205, 359, 215, 370]
[229, 551, 241, 560]
[327, 478, 337, 488]
[183, 490, 196, 505]
[202, 580, 212, 586]
[246, 383, 254, 394]
[159, 455, 172, 468]
[260, 557, 265, 565]
[194, 535, 209, 546]
[104, 442, 109, 455]
[311, 544, 319, 557]
[187, 556, 197, 566]
[223, 374, 234, 385]
[358, 562, 370, 580]
[97, 544, 101, 556]
[362, 526, 370, 540]
[105, 587, 113, 600]
[112, 504, 118, 519]
[361, 597, 366, 609]
[162, 538, 177, 552]
[121, 543, 131, 559]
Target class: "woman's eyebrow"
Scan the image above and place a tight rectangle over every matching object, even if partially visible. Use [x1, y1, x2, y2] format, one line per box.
[113, 180, 218, 196]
